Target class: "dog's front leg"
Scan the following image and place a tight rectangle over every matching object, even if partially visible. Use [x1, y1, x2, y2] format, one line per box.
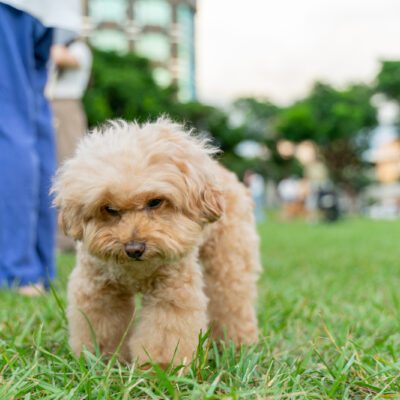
[67, 264, 135, 362]
[130, 257, 208, 369]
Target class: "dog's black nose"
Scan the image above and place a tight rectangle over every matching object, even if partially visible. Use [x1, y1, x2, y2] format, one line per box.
[125, 241, 146, 259]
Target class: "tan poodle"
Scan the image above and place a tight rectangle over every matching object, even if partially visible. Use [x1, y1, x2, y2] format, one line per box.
[52, 118, 261, 367]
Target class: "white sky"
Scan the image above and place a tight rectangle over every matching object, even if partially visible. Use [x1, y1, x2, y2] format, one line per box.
[196, 0, 400, 106]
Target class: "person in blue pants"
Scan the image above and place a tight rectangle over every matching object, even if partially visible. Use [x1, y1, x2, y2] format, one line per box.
[0, 3, 56, 294]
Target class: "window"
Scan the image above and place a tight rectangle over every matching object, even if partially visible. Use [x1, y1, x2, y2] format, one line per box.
[135, 0, 171, 28]
[90, 0, 127, 23]
[153, 67, 172, 87]
[90, 29, 129, 53]
[136, 33, 170, 62]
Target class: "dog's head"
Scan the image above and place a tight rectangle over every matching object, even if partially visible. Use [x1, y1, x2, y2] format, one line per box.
[51, 118, 224, 265]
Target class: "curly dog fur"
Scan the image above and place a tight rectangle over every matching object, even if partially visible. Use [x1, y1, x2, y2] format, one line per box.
[52, 118, 261, 367]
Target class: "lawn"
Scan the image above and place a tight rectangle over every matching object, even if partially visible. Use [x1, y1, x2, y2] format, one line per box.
[1, 217, 400, 399]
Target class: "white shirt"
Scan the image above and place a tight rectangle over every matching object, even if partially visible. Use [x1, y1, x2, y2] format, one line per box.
[51, 42, 92, 100]
[278, 178, 301, 202]
[249, 174, 265, 197]
[1, 0, 81, 31]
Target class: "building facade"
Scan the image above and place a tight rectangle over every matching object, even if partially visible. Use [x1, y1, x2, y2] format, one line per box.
[81, 0, 196, 101]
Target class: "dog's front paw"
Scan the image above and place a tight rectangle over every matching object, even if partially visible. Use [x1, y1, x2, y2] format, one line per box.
[130, 333, 197, 370]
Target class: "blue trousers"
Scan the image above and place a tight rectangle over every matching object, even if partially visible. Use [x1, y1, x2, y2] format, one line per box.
[0, 4, 56, 287]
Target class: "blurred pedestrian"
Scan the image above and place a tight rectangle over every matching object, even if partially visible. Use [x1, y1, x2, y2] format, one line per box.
[47, 29, 92, 251]
[0, 0, 80, 295]
[317, 185, 340, 222]
[48, 29, 92, 164]
[277, 176, 308, 220]
[244, 170, 266, 222]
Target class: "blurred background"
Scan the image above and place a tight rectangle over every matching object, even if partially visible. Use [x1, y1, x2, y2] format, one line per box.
[73, 0, 400, 222]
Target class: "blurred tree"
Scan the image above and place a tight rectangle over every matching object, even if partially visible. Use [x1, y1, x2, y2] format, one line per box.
[231, 97, 303, 180]
[170, 101, 244, 152]
[232, 97, 280, 140]
[83, 49, 176, 126]
[277, 82, 377, 192]
[376, 60, 400, 103]
[170, 101, 253, 175]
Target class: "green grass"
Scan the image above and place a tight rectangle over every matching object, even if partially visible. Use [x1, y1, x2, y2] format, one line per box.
[1, 217, 400, 399]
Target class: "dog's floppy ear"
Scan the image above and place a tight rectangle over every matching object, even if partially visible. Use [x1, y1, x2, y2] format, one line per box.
[199, 183, 224, 223]
[179, 160, 224, 224]
[57, 204, 84, 241]
[51, 168, 85, 241]
[155, 120, 225, 223]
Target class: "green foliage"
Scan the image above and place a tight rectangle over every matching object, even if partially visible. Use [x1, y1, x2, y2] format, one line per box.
[83, 49, 175, 126]
[267, 142, 305, 180]
[170, 101, 245, 153]
[276, 82, 377, 190]
[232, 97, 280, 140]
[376, 60, 400, 102]
[230, 97, 301, 180]
[218, 153, 263, 179]
[276, 101, 315, 142]
[278, 82, 376, 145]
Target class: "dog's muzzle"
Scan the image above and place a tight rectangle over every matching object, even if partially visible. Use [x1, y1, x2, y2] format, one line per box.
[125, 241, 146, 260]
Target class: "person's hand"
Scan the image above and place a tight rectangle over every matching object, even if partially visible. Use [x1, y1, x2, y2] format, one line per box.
[51, 44, 79, 68]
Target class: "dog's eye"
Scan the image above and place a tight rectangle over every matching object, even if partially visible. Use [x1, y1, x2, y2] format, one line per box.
[104, 205, 120, 216]
[146, 198, 163, 209]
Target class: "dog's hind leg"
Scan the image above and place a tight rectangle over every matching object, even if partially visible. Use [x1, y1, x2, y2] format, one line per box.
[200, 210, 261, 346]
